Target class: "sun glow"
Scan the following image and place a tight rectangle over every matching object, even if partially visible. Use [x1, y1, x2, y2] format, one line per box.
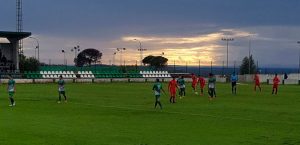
[118, 29, 254, 66]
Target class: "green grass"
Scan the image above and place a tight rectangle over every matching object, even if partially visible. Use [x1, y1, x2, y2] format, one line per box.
[1, 82, 300, 145]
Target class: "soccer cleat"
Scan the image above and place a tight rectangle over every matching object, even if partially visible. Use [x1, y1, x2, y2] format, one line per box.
[57, 101, 61, 104]
[13, 102, 16, 106]
[64, 100, 68, 103]
[9, 104, 13, 107]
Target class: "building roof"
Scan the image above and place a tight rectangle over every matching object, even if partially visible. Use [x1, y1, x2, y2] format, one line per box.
[0, 31, 31, 41]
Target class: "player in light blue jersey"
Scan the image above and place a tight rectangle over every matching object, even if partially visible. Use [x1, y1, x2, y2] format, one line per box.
[231, 72, 238, 94]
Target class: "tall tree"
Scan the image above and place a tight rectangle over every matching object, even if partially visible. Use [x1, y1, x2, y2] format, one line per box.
[19, 54, 40, 72]
[240, 55, 256, 75]
[75, 48, 102, 67]
[142, 55, 168, 69]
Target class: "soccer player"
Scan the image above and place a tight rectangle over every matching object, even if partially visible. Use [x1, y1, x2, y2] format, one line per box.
[254, 72, 261, 92]
[208, 73, 216, 101]
[272, 74, 280, 95]
[177, 76, 186, 99]
[191, 73, 198, 94]
[198, 75, 206, 96]
[168, 76, 178, 103]
[231, 72, 238, 94]
[152, 79, 165, 109]
[7, 75, 16, 107]
[58, 75, 67, 103]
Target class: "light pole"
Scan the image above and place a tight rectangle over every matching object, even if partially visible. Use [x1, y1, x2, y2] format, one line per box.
[113, 52, 117, 66]
[61, 49, 66, 65]
[248, 35, 252, 74]
[198, 60, 201, 75]
[221, 37, 234, 70]
[29, 36, 39, 62]
[71, 45, 80, 65]
[116, 48, 126, 66]
[134, 39, 147, 66]
[297, 41, 300, 75]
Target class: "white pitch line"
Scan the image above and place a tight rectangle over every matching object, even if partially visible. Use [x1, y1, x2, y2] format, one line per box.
[237, 83, 249, 85]
[70, 102, 300, 126]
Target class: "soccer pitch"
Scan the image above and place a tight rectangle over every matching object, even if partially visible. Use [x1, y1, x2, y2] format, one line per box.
[1, 83, 300, 145]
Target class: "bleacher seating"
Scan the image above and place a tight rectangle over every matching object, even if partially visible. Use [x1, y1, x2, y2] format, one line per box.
[140, 71, 171, 78]
[23, 66, 170, 79]
[40, 71, 76, 79]
[77, 71, 95, 79]
[24, 71, 43, 79]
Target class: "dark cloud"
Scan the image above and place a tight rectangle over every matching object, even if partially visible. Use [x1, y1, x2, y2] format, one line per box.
[1, 0, 300, 66]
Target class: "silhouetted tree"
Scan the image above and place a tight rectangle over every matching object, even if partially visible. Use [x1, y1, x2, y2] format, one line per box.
[75, 48, 102, 67]
[142, 55, 155, 65]
[142, 55, 168, 70]
[240, 55, 256, 75]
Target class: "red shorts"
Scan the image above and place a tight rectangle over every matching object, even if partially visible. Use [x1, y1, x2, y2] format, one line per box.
[170, 89, 176, 96]
[192, 83, 197, 88]
[200, 85, 205, 89]
[255, 83, 260, 86]
[273, 84, 278, 88]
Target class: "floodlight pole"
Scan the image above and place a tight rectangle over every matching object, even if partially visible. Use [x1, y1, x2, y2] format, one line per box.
[134, 39, 147, 66]
[29, 36, 39, 62]
[297, 41, 300, 78]
[248, 35, 252, 74]
[112, 52, 116, 66]
[198, 60, 201, 75]
[117, 48, 126, 66]
[71, 45, 80, 65]
[61, 49, 66, 65]
[222, 38, 234, 71]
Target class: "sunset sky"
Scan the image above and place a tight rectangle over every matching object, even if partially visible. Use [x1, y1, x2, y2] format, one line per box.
[1, 0, 300, 67]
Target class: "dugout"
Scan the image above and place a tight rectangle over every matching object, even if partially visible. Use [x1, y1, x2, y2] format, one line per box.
[0, 31, 31, 72]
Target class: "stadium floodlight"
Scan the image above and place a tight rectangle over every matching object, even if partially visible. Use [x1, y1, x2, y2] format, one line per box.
[71, 45, 80, 64]
[112, 52, 117, 66]
[248, 35, 252, 74]
[134, 39, 147, 66]
[297, 41, 300, 75]
[222, 38, 234, 70]
[116, 48, 126, 66]
[29, 36, 40, 62]
[61, 49, 66, 65]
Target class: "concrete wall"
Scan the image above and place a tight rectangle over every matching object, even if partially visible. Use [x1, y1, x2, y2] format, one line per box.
[94, 79, 111, 83]
[238, 74, 286, 83]
[1, 77, 299, 85]
[75, 79, 93, 83]
[283, 79, 299, 85]
[285, 73, 300, 80]
[34, 79, 54, 83]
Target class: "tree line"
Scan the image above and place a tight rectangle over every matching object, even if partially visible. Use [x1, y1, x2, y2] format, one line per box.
[18, 47, 256, 74]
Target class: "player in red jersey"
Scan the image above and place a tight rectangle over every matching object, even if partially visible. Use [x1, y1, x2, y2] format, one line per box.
[168, 76, 178, 103]
[272, 74, 280, 95]
[197, 76, 206, 96]
[254, 72, 261, 92]
[191, 73, 198, 94]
